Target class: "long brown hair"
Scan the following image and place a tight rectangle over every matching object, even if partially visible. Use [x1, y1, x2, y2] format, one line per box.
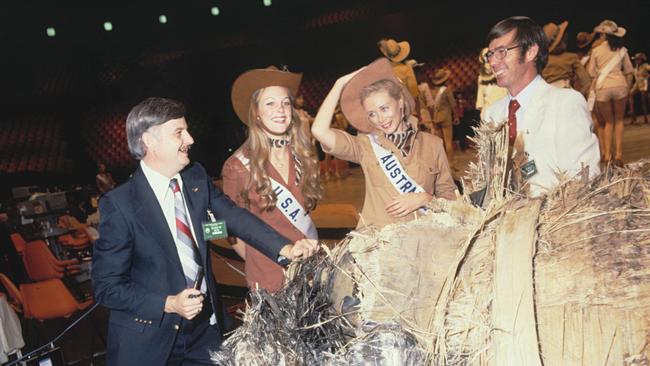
[240, 87, 323, 212]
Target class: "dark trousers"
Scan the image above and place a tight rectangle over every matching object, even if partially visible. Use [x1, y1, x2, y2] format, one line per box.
[166, 299, 222, 366]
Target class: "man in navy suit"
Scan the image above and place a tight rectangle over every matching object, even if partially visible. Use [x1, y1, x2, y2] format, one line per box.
[92, 97, 318, 365]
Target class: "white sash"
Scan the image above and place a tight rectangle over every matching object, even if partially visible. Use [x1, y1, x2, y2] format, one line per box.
[368, 135, 425, 195]
[235, 152, 318, 239]
[595, 48, 627, 90]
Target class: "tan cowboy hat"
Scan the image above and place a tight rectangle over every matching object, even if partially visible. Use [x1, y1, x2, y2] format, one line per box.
[543, 21, 568, 53]
[431, 69, 451, 85]
[594, 20, 626, 37]
[576, 31, 596, 49]
[632, 52, 647, 62]
[377, 39, 411, 63]
[340, 58, 415, 133]
[231, 66, 302, 124]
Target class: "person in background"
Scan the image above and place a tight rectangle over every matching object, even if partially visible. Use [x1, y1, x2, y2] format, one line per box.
[222, 66, 323, 292]
[476, 47, 508, 119]
[429, 68, 459, 170]
[587, 20, 634, 166]
[576, 30, 607, 156]
[95, 162, 116, 194]
[629, 52, 650, 124]
[92, 97, 318, 366]
[378, 38, 419, 99]
[482, 16, 600, 197]
[414, 65, 435, 132]
[542, 21, 591, 96]
[312, 58, 456, 229]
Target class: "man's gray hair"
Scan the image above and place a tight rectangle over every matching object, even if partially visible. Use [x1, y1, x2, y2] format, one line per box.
[126, 97, 186, 160]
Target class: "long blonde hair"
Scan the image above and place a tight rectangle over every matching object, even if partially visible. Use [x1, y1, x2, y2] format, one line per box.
[240, 87, 323, 212]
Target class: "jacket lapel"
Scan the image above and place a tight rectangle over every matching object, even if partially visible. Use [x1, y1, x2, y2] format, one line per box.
[131, 167, 185, 276]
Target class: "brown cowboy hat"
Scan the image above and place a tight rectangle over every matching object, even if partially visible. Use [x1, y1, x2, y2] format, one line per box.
[340, 58, 415, 133]
[576, 31, 596, 49]
[543, 21, 568, 53]
[230, 66, 302, 124]
[594, 20, 626, 37]
[432, 69, 451, 85]
[377, 39, 411, 63]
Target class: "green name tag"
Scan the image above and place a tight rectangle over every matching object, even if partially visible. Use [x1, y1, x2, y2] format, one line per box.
[202, 220, 228, 240]
[521, 160, 538, 180]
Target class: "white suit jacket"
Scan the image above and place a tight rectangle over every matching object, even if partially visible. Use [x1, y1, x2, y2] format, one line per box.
[483, 78, 600, 196]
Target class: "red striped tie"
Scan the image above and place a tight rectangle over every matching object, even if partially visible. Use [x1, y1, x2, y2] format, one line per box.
[169, 178, 203, 288]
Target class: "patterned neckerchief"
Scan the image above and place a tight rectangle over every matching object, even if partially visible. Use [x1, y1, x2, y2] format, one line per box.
[384, 125, 416, 157]
[268, 138, 302, 185]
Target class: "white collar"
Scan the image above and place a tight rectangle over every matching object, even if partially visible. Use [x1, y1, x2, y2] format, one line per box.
[507, 74, 543, 111]
[140, 160, 182, 203]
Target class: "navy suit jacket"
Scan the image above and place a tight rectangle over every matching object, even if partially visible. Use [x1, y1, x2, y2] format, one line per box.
[92, 162, 290, 366]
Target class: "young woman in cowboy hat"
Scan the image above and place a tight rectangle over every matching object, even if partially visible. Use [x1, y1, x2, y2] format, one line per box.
[312, 58, 456, 230]
[222, 66, 323, 292]
[587, 20, 634, 166]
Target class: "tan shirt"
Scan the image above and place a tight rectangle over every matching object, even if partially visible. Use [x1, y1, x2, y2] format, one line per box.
[221, 146, 307, 292]
[543, 52, 592, 95]
[324, 128, 456, 229]
[587, 42, 634, 89]
[392, 62, 419, 98]
[430, 86, 457, 123]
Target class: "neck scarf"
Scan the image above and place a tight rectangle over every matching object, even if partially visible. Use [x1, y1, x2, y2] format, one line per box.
[268, 137, 290, 148]
[267, 138, 302, 185]
[385, 125, 416, 157]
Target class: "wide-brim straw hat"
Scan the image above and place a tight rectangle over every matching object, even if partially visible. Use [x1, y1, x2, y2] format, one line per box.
[340, 58, 415, 134]
[543, 21, 568, 53]
[231, 66, 302, 124]
[378, 39, 411, 63]
[576, 31, 596, 49]
[594, 20, 626, 37]
[432, 69, 451, 85]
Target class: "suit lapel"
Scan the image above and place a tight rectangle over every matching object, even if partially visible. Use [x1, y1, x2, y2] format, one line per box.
[131, 167, 184, 276]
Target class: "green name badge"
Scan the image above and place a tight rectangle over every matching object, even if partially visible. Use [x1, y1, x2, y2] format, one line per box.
[202, 220, 228, 240]
[521, 160, 538, 180]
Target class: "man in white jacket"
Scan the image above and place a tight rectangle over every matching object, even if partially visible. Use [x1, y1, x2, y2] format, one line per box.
[482, 16, 600, 197]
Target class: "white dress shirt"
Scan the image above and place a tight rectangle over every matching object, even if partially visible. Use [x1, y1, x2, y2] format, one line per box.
[140, 161, 216, 324]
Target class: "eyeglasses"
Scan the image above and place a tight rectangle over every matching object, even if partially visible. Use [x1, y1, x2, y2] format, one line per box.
[484, 45, 521, 62]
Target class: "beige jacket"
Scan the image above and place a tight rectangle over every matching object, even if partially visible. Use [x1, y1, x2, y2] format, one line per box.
[324, 126, 456, 229]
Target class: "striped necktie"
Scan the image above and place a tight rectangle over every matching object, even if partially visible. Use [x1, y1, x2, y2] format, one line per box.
[169, 178, 203, 289]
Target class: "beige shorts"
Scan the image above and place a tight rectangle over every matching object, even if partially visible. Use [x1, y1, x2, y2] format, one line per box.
[595, 86, 628, 102]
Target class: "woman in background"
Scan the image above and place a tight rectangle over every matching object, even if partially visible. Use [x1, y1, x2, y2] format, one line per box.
[587, 20, 634, 166]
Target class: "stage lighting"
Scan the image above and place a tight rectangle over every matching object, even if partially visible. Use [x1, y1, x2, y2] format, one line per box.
[211, 6, 220, 16]
[46, 27, 56, 37]
[263, 0, 272, 6]
[103, 22, 113, 31]
[159, 15, 167, 24]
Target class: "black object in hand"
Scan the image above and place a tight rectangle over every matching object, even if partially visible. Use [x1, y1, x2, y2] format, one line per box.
[188, 270, 204, 299]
